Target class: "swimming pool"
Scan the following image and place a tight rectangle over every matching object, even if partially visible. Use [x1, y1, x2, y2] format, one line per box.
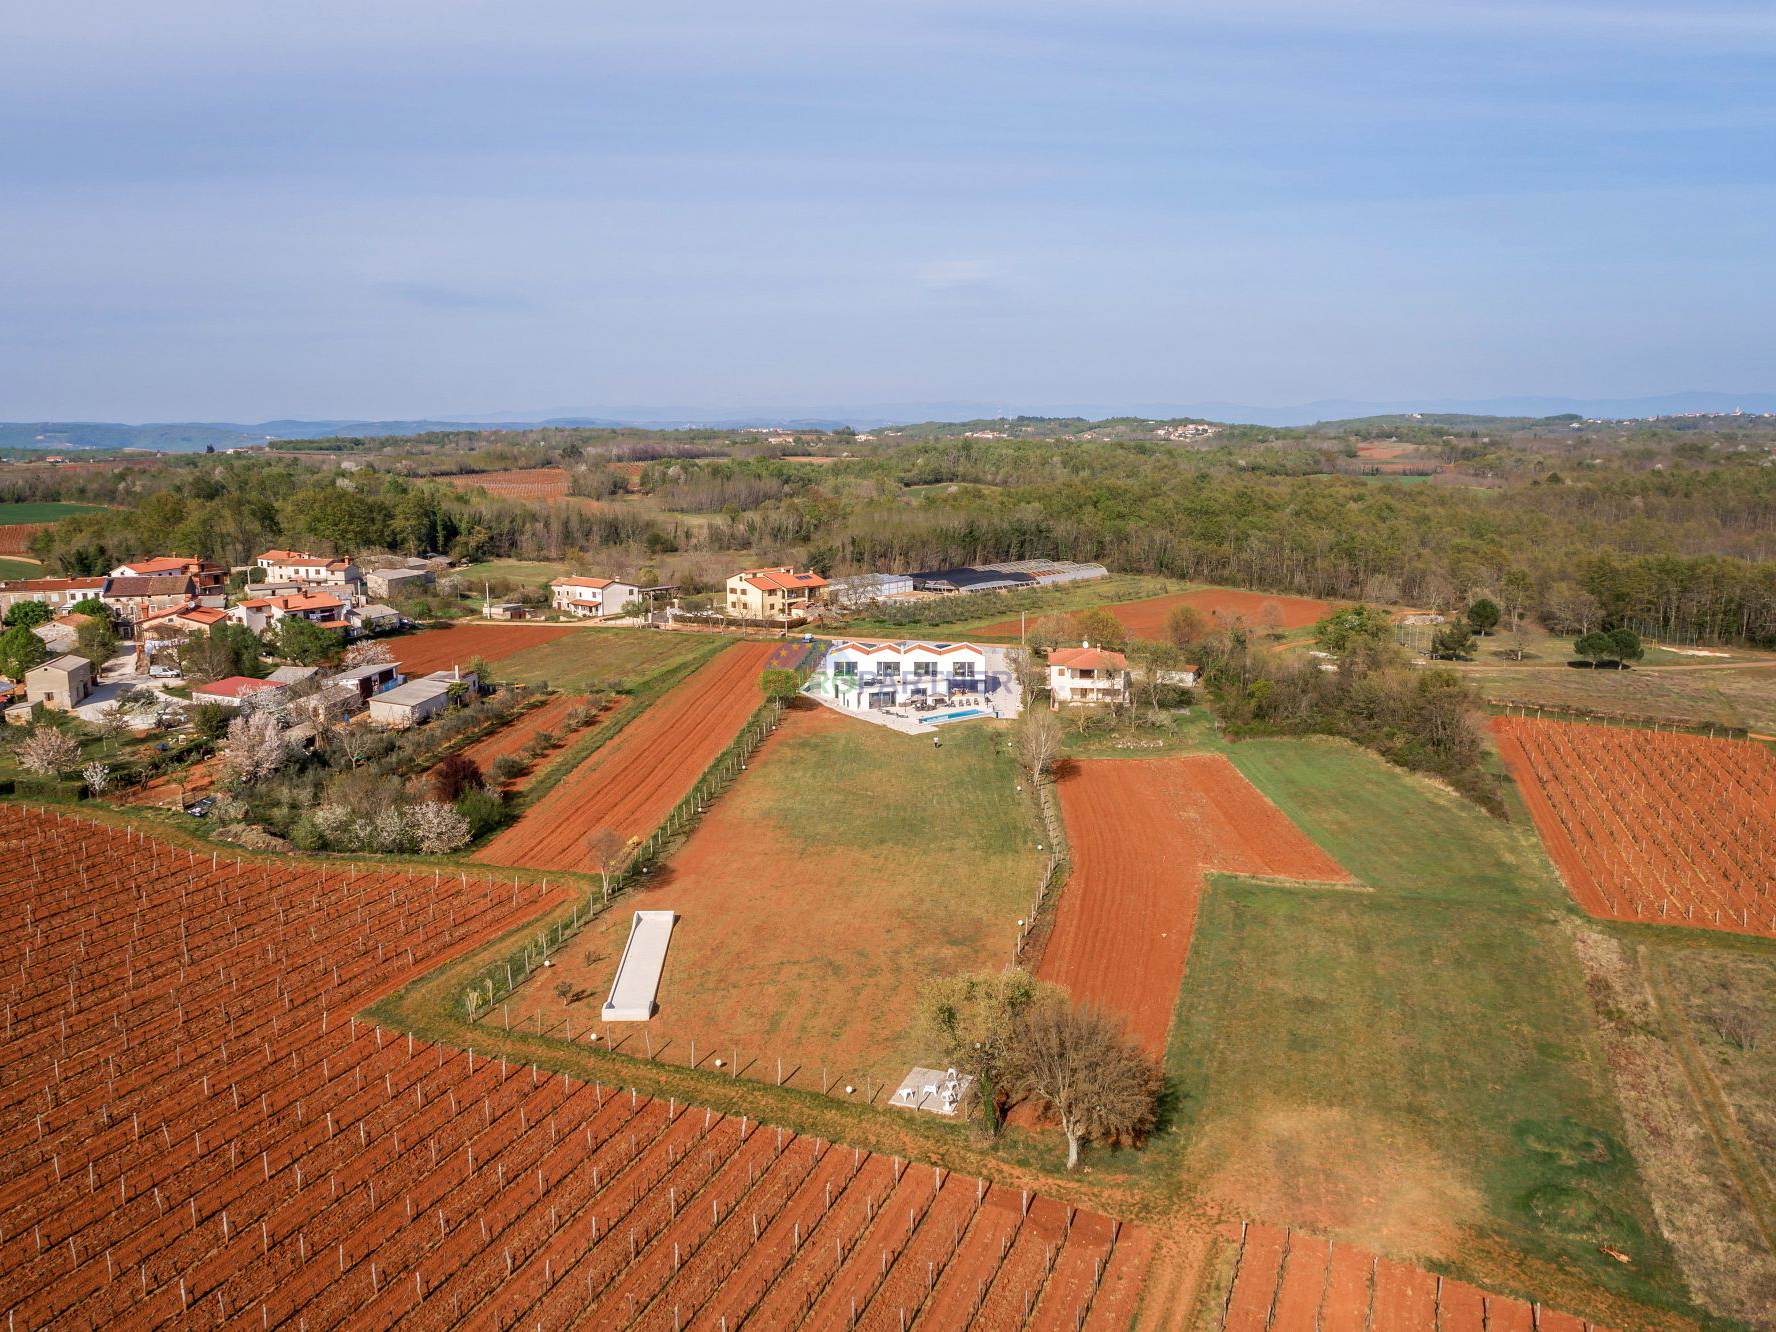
[917, 708, 988, 725]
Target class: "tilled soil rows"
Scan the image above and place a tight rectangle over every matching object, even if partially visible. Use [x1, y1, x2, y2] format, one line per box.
[476, 640, 777, 873]
[975, 587, 1337, 640]
[1494, 716, 1776, 937]
[1037, 754, 1349, 1055]
[1208, 1222, 1615, 1331]
[0, 806, 1146, 1328]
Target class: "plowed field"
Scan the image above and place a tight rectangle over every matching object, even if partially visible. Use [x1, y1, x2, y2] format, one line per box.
[0, 808, 1143, 1330]
[1038, 755, 1349, 1054]
[444, 467, 573, 501]
[392, 623, 578, 676]
[437, 694, 599, 786]
[975, 587, 1336, 640]
[0, 522, 50, 554]
[1494, 717, 1776, 936]
[1210, 1222, 1616, 1331]
[477, 641, 777, 872]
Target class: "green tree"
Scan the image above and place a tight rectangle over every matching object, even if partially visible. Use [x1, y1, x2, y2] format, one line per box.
[0, 624, 48, 680]
[67, 597, 109, 618]
[1574, 631, 1614, 665]
[1072, 607, 1127, 651]
[3, 600, 52, 629]
[74, 616, 119, 666]
[275, 616, 343, 666]
[920, 968, 1058, 1134]
[1606, 627, 1644, 664]
[760, 668, 802, 699]
[1466, 598, 1501, 636]
[1430, 620, 1476, 659]
[1313, 604, 1393, 654]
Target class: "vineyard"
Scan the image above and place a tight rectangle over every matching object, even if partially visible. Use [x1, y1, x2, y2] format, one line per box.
[1210, 1222, 1614, 1331]
[1494, 718, 1776, 937]
[0, 808, 1147, 1329]
[0, 523, 50, 555]
[444, 467, 575, 502]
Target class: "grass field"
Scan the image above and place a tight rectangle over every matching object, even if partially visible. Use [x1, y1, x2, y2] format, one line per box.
[0, 501, 108, 524]
[1467, 658, 1776, 733]
[840, 574, 1186, 638]
[0, 556, 42, 579]
[502, 705, 1041, 1086]
[452, 558, 574, 588]
[494, 626, 718, 691]
[1161, 738, 1694, 1317]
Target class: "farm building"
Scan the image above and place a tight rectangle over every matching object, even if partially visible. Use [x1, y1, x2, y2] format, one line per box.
[190, 676, 287, 708]
[725, 566, 827, 619]
[347, 603, 402, 633]
[1048, 642, 1130, 707]
[908, 560, 1109, 596]
[326, 660, 403, 704]
[364, 567, 432, 598]
[548, 576, 675, 619]
[24, 654, 95, 711]
[367, 668, 477, 727]
[806, 641, 989, 710]
[825, 572, 916, 608]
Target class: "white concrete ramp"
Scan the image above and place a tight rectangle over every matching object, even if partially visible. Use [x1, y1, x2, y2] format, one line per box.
[602, 910, 676, 1021]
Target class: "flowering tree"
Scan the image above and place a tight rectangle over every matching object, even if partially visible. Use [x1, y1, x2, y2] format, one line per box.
[407, 801, 472, 854]
[81, 762, 110, 795]
[220, 711, 292, 785]
[341, 640, 395, 668]
[17, 727, 80, 777]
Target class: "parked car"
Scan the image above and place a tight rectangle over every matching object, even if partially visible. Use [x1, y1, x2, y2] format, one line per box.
[184, 796, 216, 817]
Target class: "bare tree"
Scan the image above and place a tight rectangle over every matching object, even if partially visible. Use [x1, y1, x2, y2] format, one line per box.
[1008, 997, 1162, 1171]
[585, 827, 636, 901]
[1013, 709, 1062, 789]
[920, 968, 1059, 1134]
[17, 727, 80, 777]
[95, 703, 134, 752]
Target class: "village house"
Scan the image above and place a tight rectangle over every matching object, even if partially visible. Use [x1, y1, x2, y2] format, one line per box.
[24, 654, 96, 711]
[1047, 642, 1131, 708]
[808, 641, 990, 710]
[363, 566, 432, 599]
[547, 576, 674, 619]
[109, 557, 227, 599]
[101, 574, 198, 627]
[326, 660, 404, 705]
[0, 576, 107, 616]
[724, 566, 827, 620]
[254, 549, 364, 592]
[227, 591, 351, 634]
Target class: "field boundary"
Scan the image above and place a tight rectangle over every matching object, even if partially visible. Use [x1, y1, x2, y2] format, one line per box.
[1015, 771, 1071, 970]
[1488, 698, 1754, 741]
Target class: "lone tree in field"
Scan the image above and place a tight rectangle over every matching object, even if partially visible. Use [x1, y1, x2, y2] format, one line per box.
[1466, 598, 1502, 636]
[920, 968, 1058, 1134]
[1430, 619, 1476, 660]
[1013, 709, 1062, 789]
[17, 726, 80, 777]
[585, 827, 636, 901]
[1009, 997, 1162, 1171]
[1164, 604, 1208, 652]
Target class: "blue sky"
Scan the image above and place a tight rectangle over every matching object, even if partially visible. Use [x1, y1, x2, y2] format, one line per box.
[1, 1, 1772, 420]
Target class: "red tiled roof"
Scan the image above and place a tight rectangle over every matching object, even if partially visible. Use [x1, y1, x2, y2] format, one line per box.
[0, 577, 105, 593]
[1050, 646, 1128, 670]
[192, 676, 284, 700]
[741, 568, 827, 592]
[553, 576, 615, 589]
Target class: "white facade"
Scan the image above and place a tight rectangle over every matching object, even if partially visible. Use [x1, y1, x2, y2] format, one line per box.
[807, 641, 990, 710]
[551, 577, 642, 618]
[1047, 644, 1131, 707]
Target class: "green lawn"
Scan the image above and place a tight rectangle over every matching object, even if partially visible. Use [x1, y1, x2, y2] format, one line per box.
[0, 557, 42, 579]
[494, 627, 719, 692]
[841, 574, 1186, 638]
[1159, 737, 1694, 1316]
[0, 501, 109, 525]
[452, 558, 573, 588]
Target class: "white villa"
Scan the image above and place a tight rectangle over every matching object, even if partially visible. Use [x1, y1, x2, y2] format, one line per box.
[1047, 642, 1131, 707]
[807, 641, 990, 710]
[550, 576, 676, 618]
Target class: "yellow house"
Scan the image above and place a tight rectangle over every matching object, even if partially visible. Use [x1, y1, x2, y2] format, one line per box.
[725, 566, 828, 619]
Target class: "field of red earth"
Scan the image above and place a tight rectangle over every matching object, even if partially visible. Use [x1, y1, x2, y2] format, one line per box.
[476, 640, 777, 873]
[436, 694, 600, 788]
[443, 467, 573, 501]
[1037, 755, 1349, 1056]
[392, 623, 578, 677]
[1212, 1221, 1616, 1331]
[0, 807, 1145, 1329]
[0, 523, 51, 554]
[1493, 717, 1776, 937]
[976, 587, 1336, 641]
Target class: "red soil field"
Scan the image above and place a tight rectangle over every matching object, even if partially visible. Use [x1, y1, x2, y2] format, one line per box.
[1209, 1222, 1616, 1331]
[1037, 755, 1349, 1056]
[435, 693, 599, 787]
[476, 640, 777, 872]
[1494, 717, 1776, 937]
[0, 523, 50, 554]
[392, 622, 578, 677]
[0, 807, 1143, 1328]
[976, 587, 1337, 641]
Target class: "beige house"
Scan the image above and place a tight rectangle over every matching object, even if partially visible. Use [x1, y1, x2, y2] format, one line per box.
[724, 566, 827, 619]
[24, 654, 96, 711]
[1047, 643, 1130, 708]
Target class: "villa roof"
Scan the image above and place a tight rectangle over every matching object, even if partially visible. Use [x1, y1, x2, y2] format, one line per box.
[1050, 645, 1128, 670]
[741, 568, 827, 592]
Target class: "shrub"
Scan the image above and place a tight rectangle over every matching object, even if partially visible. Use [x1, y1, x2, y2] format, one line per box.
[432, 753, 484, 802]
[455, 787, 505, 839]
[489, 755, 525, 783]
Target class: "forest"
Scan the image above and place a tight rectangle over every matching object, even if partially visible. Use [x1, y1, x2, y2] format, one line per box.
[7, 413, 1776, 646]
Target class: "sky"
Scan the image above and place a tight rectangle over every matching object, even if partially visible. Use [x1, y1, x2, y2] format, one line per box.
[1, 0, 1772, 421]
